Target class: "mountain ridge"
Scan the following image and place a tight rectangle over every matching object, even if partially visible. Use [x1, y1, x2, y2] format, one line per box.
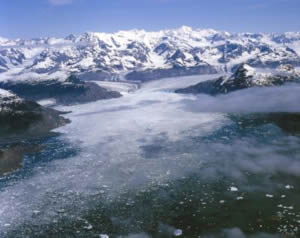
[1, 26, 300, 82]
[175, 63, 300, 95]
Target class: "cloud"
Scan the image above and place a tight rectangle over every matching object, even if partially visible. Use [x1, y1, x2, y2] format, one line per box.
[181, 84, 300, 113]
[48, 0, 73, 5]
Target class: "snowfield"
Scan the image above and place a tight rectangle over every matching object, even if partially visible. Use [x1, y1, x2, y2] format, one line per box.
[1, 26, 300, 82]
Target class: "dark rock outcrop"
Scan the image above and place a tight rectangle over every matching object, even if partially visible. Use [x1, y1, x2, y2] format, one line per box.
[0, 90, 70, 138]
[0, 75, 122, 105]
[0, 143, 43, 176]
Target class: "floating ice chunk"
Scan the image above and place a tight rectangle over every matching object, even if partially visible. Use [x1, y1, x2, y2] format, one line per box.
[281, 195, 286, 198]
[174, 229, 183, 236]
[99, 235, 109, 238]
[33, 210, 40, 215]
[285, 185, 294, 190]
[84, 224, 93, 230]
[236, 197, 244, 200]
[230, 186, 238, 192]
[266, 194, 274, 198]
[219, 200, 225, 204]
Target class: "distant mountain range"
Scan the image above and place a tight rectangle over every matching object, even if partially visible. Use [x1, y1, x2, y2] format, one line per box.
[1, 26, 300, 82]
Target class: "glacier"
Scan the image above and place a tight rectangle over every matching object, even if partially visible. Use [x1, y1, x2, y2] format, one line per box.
[0, 74, 300, 237]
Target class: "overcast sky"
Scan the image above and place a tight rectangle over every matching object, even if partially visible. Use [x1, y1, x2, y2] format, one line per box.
[1, 0, 300, 38]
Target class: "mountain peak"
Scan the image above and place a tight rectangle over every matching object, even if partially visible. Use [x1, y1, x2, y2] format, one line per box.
[233, 64, 256, 79]
[177, 25, 193, 32]
[0, 88, 15, 99]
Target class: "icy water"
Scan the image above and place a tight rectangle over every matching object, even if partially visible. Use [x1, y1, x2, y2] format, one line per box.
[1, 75, 300, 238]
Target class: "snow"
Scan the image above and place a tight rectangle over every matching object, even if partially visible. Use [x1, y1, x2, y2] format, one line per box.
[33, 57, 55, 69]
[287, 41, 300, 55]
[0, 88, 14, 98]
[37, 98, 57, 107]
[75, 56, 95, 69]
[243, 64, 256, 77]
[47, 37, 70, 46]
[1, 27, 300, 82]
[0, 89, 21, 112]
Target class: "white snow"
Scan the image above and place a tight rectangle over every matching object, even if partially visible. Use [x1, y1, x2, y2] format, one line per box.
[0, 88, 14, 98]
[243, 64, 256, 77]
[37, 98, 57, 107]
[1, 27, 299, 83]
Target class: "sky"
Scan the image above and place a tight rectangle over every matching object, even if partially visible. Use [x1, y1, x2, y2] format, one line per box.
[1, 0, 300, 39]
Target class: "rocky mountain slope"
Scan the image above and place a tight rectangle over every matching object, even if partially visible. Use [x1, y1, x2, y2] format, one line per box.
[0, 88, 69, 137]
[0, 75, 122, 105]
[175, 64, 300, 95]
[1, 26, 300, 82]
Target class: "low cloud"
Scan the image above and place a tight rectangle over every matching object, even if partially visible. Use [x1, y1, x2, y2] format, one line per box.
[181, 84, 300, 113]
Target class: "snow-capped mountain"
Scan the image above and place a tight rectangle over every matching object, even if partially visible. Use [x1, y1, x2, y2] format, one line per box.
[175, 64, 300, 95]
[0, 88, 22, 110]
[1, 26, 300, 82]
